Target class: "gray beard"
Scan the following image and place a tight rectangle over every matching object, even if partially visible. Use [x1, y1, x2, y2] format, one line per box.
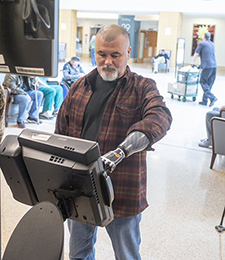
[99, 67, 118, 81]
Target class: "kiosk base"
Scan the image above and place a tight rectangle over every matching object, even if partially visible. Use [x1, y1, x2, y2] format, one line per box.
[3, 201, 64, 260]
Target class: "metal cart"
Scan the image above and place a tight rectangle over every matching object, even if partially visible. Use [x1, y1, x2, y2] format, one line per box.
[168, 66, 201, 102]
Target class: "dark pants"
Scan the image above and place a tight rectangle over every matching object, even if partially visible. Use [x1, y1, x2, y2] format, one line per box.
[200, 68, 217, 103]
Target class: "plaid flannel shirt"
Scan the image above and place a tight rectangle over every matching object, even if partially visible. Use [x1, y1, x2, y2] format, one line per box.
[55, 66, 172, 217]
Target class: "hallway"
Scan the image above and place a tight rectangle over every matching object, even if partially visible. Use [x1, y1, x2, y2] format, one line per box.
[1, 59, 225, 260]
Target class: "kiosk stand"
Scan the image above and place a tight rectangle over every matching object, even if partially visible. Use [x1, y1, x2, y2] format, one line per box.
[215, 206, 225, 234]
[0, 129, 114, 259]
[2, 202, 64, 260]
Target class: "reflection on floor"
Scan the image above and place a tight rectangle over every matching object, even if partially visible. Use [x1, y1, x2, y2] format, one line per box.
[1, 59, 225, 260]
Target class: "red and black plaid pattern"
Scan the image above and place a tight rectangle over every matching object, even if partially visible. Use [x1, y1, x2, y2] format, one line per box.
[55, 66, 172, 217]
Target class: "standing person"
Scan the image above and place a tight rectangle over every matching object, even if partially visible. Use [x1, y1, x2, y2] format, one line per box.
[192, 32, 217, 107]
[89, 35, 97, 66]
[3, 75, 43, 128]
[55, 24, 172, 260]
[152, 49, 169, 73]
[62, 56, 85, 88]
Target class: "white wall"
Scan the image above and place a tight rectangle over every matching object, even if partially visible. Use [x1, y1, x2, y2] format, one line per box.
[77, 18, 118, 55]
[140, 21, 158, 31]
[181, 16, 225, 67]
[77, 16, 225, 68]
[61, 0, 225, 17]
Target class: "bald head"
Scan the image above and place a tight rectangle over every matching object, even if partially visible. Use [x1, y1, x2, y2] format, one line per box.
[96, 24, 130, 47]
[95, 24, 132, 81]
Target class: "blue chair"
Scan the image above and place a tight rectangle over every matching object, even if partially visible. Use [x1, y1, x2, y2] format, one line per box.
[152, 50, 171, 73]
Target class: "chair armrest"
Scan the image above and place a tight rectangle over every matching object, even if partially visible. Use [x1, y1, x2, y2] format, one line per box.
[3, 86, 12, 104]
[47, 80, 60, 86]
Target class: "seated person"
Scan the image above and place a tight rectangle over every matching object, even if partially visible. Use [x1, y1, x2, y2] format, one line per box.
[62, 56, 85, 87]
[3, 75, 43, 128]
[198, 105, 225, 148]
[0, 84, 5, 142]
[36, 77, 64, 119]
[152, 49, 169, 73]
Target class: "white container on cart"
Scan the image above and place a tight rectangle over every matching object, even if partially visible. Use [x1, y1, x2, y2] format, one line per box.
[168, 66, 201, 102]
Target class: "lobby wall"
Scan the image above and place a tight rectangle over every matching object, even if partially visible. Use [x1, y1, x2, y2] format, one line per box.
[75, 15, 225, 69]
[77, 18, 118, 58]
[181, 16, 225, 68]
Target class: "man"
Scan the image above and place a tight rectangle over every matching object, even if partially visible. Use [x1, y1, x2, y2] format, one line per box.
[152, 49, 169, 73]
[3, 75, 43, 128]
[89, 35, 97, 66]
[198, 105, 225, 148]
[55, 24, 172, 260]
[192, 32, 217, 107]
[62, 56, 85, 87]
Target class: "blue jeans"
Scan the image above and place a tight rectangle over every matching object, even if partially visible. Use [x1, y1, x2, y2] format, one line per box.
[91, 49, 96, 66]
[27, 90, 43, 119]
[68, 214, 142, 260]
[13, 90, 43, 122]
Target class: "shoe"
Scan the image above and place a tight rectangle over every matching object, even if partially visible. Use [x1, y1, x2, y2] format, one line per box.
[39, 111, 54, 120]
[154, 71, 158, 74]
[209, 97, 218, 107]
[27, 117, 42, 124]
[198, 138, 212, 148]
[199, 101, 207, 106]
[52, 108, 59, 116]
[17, 121, 26, 128]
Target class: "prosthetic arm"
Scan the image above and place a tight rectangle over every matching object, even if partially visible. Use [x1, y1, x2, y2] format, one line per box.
[101, 131, 150, 173]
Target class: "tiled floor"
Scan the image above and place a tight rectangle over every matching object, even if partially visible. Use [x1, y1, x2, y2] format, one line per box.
[1, 59, 225, 260]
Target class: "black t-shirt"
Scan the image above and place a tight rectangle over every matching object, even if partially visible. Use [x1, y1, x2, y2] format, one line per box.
[81, 74, 117, 141]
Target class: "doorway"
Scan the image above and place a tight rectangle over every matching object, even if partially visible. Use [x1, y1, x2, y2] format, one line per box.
[137, 30, 157, 63]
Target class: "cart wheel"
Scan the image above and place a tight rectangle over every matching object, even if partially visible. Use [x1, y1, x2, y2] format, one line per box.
[171, 94, 174, 99]
[182, 97, 186, 102]
[192, 97, 196, 101]
[178, 95, 181, 101]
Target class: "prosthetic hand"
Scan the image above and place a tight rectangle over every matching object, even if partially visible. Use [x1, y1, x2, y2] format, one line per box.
[101, 131, 150, 173]
[101, 148, 125, 173]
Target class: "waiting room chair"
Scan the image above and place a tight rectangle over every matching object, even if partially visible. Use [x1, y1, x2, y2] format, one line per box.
[3, 77, 61, 127]
[210, 107, 225, 169]
[152, 50, 171, 73]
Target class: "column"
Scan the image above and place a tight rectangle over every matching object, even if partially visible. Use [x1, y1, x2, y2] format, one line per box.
[157, 12, 183, 67]
[59, 10, 77, 59]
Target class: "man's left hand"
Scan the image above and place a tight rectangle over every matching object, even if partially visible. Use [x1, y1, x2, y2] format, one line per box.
[101, 148, 125, 173]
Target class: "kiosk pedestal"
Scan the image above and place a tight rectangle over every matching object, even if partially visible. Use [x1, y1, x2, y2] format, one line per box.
[3, 201, 64, 260]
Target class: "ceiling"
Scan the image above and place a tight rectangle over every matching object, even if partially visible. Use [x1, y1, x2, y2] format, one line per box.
[59, 0, 225, 19]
